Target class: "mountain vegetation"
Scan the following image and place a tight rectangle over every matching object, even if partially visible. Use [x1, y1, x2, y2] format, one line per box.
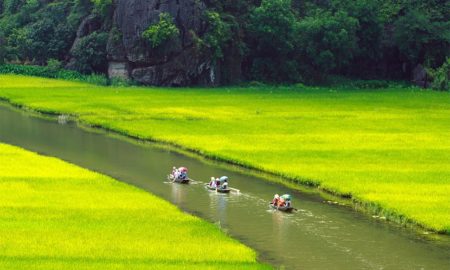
[0, 0, 448, 87]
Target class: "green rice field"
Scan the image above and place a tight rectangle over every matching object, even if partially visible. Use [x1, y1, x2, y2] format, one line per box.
[0, 74, 449, 233]
[0, 142, 269, 269]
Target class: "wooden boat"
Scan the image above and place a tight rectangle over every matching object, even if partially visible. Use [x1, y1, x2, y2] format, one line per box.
[205, 184, 231, 193]
[269, 203, 294, 213]
[168, 174, 190, 184]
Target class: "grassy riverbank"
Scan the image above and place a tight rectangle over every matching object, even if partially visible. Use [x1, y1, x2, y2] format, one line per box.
[0, 142, 269, 269]
[0, 74, 449, 234]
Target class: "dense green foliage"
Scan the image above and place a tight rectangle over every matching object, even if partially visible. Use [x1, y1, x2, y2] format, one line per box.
[296, 9, 359, 80]
[0, 0, 81, 64]
[428, 57, 450, 91]
[0, 75, 449, 233]
[70, 31, 109, 73]
[0, 143, 269, 269]
[241, 0, 449, 83]
[142, 13, 180, 48]
[197, 11, 233, 61]
[91, 0, 113, 17]
[247, 0, 298, 82]
[0, 0, 448, 84]
[0, 63, 109, 84]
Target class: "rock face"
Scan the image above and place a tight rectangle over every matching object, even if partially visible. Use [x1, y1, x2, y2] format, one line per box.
[108, 0, 219, 86]
[108, 61, 130, 80]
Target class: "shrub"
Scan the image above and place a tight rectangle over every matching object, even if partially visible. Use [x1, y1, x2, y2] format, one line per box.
[428, 58, 450, 91]
[351, 80, 390, 89]
[0, 64, 108, 85]
[109, 77, 138, 87]
[46, 58, 62, 73]
[70, 31, 108, 74]
[91, 0, 112, 17]
[142, 13, 179, 48]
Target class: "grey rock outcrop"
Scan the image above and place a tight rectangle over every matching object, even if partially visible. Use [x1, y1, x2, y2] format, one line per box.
[107, 0, 219, 86]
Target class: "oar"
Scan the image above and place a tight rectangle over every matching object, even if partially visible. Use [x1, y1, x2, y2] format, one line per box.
[229, 187, 240, 193]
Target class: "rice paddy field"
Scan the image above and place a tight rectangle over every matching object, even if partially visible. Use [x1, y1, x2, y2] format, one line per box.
[0, 74, 449, 233]
[0, 142, 269, 269]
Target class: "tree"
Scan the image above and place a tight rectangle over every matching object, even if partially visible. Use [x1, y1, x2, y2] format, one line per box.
[346, 0, 384, 77]
[142, 13, 180, 48]
[248, 0, 299, 82]
[394, 9, 450, 68]
[70, 31, 108, 73]
[201, 11, 233, 60]
[297, 10, 359, 79]
[0, 31, 5, 64]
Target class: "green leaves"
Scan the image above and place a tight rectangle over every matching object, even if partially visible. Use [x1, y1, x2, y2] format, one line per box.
[71, 31, 109, 73]
[202, 11, 233, 60]
[297, 10, 359, 75]
[142, 13, 180, 48]
[248, 0, 299, 82]
[90, 0, 112, 17]
[428, 58, 450, 91]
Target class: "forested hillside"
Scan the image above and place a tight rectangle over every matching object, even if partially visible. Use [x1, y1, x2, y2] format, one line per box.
[0, 0, 448, 87]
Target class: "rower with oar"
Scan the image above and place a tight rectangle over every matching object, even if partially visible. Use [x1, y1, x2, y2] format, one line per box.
[206, 176, 239, 193]
[270, 194, 294, 212]
[168, 166, 190, 184]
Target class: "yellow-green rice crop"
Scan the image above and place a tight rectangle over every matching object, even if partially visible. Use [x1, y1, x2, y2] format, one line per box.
[0, 142, 269, 269]
[0, 74, 449, 233]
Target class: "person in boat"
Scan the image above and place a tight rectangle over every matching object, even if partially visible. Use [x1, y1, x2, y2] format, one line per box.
[219, 176, 229, 190]
[171, 166, 180, 180]
[178, 167, 188, 180]
[215, 177, 221, 188]
[221, 179, 229, 190]
[277, 196, 286, 207]
[272, 194, 280, 206]
[280, 194, 292, 207]
[209, 177, 217, 188]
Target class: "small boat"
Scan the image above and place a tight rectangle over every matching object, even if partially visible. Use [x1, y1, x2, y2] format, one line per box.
[168, 174, 190, 184]
[269, 203, 294, 213]
[205, 184, 231, 193]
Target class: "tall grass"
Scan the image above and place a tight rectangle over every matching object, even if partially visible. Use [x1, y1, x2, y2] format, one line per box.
[0, 74, 449, 233]
[0, 143, 270, 269]
[0, 64, 109, 85]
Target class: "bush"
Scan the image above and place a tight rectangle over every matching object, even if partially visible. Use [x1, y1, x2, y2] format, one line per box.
[428, 58, 450, 91]
[142, 13, 179, 48]
[351, 80, 390, 89]
[0, 64, 108, 85]
[46, 58, 62, 73]
[325, 76, 393, 89]
[91, 0, 112, 17]
[109, 77, 138, 87]
[70, 31, 108, 73]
